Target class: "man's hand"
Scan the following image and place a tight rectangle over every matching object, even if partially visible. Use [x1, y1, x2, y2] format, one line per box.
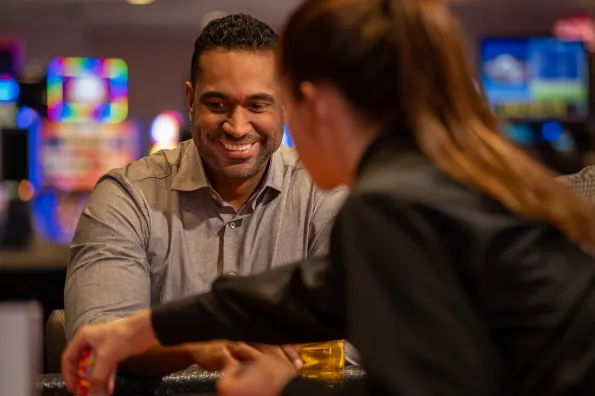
[62, 310, 157, 395]
[184, 342, 303, 372]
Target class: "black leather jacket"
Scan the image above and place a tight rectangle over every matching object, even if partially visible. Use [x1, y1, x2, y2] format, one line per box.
[152, 133, 595, 396]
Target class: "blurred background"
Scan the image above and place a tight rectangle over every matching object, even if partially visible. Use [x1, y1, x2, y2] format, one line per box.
[0, 0, 594, 372]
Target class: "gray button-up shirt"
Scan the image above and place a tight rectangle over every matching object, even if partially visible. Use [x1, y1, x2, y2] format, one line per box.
[65, 140, 347, 340]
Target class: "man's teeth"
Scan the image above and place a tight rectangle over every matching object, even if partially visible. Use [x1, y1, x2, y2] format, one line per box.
[222, 143, 253, 151]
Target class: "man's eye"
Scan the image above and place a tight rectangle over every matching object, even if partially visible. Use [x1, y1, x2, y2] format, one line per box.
[249, 103, 269, 111]
[205, 102, 227, 111]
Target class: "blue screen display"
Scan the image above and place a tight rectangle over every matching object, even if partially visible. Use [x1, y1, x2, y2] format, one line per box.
[282, 124, 295, 147]
[480, 38, 589, 119]
[503, 121, 577, 153]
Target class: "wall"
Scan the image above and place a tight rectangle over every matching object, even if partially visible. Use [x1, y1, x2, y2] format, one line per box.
[452, 1, 593, 63]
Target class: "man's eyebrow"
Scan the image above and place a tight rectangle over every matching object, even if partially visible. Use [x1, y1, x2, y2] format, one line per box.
[248, 93, 275, 103]
[199, 91, 229, 101]
[198, 91, 276, 103]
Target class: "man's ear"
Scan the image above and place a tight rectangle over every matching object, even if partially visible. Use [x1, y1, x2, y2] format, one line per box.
[184, 81, 195, 122]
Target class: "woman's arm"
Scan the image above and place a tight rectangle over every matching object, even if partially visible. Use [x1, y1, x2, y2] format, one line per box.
[151, 254, 345, 346]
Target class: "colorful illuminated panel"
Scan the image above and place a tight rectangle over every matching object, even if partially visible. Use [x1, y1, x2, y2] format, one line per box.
[0, 74, 19, 102]
[32, 191, 89, 246]
[47, 57, 128, 123]
[39, 120, 142, 191]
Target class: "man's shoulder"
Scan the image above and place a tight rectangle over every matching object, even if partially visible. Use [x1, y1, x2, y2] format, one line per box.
[558, 165, 595, 202]
[103, 141, 189, 188]
[557, 165, 595, 184]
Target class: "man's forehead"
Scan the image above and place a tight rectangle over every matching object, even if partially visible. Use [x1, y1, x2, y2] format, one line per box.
[196, 49, 278, 89]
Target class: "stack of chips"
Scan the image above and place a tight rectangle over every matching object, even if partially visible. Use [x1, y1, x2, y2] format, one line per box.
[76, 347, 95, 396]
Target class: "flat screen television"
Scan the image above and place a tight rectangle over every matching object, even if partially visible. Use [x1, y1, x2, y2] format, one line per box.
[480, 37, 589, 120]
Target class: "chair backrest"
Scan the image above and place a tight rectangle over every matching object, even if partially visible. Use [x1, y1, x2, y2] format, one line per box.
[0, 302, 43, 396]
[45, 309, 67, 374]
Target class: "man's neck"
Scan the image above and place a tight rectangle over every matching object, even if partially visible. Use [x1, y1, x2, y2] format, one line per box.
[209, 167, 268, 211]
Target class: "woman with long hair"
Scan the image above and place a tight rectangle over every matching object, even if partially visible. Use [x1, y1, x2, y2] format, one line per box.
[62, 0, 595, 395]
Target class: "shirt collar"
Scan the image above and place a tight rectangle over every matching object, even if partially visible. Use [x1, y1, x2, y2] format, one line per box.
[171, 140, 284, 193]
[171, 140, 210, 191]
[265, 147, 284, 192]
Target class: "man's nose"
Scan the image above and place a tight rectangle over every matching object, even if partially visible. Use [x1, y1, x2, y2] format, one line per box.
[223, 108, 252, 138]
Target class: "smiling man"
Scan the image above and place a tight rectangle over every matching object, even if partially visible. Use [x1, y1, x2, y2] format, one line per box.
[65, 14, 347, 375]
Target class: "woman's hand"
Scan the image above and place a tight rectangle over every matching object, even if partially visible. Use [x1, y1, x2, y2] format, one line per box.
[184, 341, 257, 371]
[250, 344, 303, 370]
[217, 347, 299, 396]
[61, 309, 157, 395]
[187, 342, 303, 372]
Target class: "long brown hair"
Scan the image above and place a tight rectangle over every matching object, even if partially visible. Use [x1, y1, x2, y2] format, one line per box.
[279, 0, 595, 248]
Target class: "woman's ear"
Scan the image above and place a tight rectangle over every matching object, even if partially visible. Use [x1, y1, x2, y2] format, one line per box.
[299, 82, 327, 138]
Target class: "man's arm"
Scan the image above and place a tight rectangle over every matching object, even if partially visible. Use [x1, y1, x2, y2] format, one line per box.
[65, 174, 196, 376]
[65, 175, 151, 339]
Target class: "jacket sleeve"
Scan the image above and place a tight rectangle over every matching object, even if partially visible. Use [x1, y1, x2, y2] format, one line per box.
[286, 191, 498, 395]
[151, 253, 345, 346]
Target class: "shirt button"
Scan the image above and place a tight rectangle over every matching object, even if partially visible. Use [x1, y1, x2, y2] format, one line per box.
[228, 272, 236, 276]
[211, 193, 217, 200]
[229, 221, 236, 229]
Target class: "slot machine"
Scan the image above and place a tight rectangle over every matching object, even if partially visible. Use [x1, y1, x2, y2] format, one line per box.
[30, 57, 144, 245]
[0, 38, 33, 249]
[480, 37, 591, 174]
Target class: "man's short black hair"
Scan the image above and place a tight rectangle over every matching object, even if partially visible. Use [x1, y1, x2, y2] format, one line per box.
[190, 14, 279, 86]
